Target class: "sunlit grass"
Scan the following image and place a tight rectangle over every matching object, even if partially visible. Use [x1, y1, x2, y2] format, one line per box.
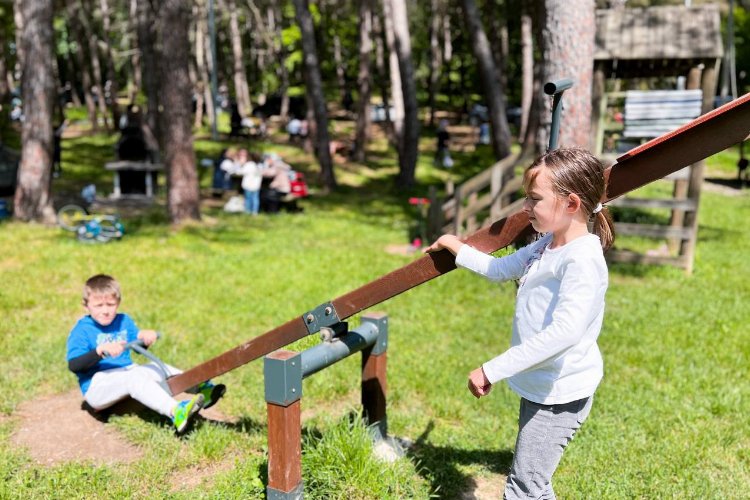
[0, 125, 748, 498]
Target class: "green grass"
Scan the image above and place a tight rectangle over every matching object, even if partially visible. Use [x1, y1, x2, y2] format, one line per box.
[1, 126, 749, 498]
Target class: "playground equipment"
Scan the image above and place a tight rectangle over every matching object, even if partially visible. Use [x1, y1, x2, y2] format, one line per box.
[164, 91, 750, 396]
[152, 91, 749, 498]
[57, 204, 125, 243]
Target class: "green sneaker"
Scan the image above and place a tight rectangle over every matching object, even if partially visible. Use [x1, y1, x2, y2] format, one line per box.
[197, 381, 226, 409]
[173, 393, 204, 434]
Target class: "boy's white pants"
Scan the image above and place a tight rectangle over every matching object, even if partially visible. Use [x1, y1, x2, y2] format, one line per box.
[84, 362, 181, 418]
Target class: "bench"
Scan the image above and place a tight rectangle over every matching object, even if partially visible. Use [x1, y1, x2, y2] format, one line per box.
[608, 89, 706, 271]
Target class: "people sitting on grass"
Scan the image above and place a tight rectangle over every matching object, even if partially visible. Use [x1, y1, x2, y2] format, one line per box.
[66, 274, 226, 435]
[213, 147, 239, 195]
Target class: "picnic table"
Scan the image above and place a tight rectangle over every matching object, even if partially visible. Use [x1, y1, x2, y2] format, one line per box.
[105, 161, 163, 198]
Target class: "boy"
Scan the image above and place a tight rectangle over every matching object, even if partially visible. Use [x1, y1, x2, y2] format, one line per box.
[66, 274, 226, 434]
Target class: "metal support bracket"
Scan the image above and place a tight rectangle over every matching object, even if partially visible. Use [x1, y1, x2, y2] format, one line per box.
[302, 301, 341, 335]
[264, 352, 303, 406]
[361, 314, 388, 355]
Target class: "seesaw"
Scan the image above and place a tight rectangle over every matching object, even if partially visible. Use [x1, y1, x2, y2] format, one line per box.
[166, 90, 750, 396]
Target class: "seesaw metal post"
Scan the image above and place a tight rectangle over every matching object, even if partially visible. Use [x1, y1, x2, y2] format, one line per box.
[264, 313, 389, 500]
[544, 78, 574, 151]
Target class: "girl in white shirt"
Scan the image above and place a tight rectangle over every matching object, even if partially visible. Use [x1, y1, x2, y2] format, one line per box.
[426, 147, 615, 499]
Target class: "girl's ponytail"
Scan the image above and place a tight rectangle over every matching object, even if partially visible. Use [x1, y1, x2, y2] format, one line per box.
[592, 206, 615, 252]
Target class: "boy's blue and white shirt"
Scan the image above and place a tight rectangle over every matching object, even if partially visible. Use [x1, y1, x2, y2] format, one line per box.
[66, 313, 139, 394]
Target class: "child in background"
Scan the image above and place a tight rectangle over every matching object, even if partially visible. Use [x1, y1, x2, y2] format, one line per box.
[425, 148, 615, 498]
[235, 149, 262, 215]
[66, 274, 226, 434]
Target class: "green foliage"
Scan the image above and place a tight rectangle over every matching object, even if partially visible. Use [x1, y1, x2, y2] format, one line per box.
[302, 413, 433, 499]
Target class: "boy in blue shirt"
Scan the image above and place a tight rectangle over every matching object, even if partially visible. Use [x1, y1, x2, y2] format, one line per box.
[66, 274, 225, 434]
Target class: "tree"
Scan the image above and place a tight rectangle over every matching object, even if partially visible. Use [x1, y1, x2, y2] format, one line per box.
[226, 0, 251, 117]
[352, 0, 373, 162]
[461, 0, 512, 160]
[386, 0, 420, 189]
[293, 0, 336, 190]
[159, 0, 201, 223]
[13, 0, 57, 223]
[136, 0, 159, 138]
[535, 0, 595, 150]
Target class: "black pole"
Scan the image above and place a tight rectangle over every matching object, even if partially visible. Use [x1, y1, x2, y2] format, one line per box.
[544, 78, 573, 151]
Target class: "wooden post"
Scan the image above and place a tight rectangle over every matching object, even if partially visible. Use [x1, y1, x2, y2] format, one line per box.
[267, 400, 302, 497]
[591, 64, 606, 154]
[361, 313, 388, 440]
[265, 350, 303, 499]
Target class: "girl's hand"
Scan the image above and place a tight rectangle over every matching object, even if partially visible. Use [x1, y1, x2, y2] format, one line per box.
[97, 340, 126, 358]
[468, 367, 492, 398]
[137, 329, 158, 347]
[424, 234, 464, 255]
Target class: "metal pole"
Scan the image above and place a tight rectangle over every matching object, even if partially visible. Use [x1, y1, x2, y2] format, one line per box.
[208, 0, 219, 140]
[544, 78, 574, 151]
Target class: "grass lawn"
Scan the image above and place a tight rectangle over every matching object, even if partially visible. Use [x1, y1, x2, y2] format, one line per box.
[1, 122, 749, 498]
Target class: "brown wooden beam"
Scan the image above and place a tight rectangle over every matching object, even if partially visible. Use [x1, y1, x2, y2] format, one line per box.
[167, 92, 750, 395]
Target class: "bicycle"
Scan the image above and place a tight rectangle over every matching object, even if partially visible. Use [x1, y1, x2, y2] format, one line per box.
[57, 204, 125, 243]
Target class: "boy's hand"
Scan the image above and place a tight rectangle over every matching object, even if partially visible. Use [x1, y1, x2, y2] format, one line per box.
[468, 367, 492, 398]
[137, 329, 158, 347]
[97, 340, 126, 358]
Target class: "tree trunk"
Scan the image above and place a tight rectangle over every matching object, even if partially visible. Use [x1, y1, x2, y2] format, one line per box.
[352, 0, 373, 162]
[0, 13, 9, 104]
[99, 0, 121, 128]
[333, 33, 347, 103]
[227, 0, 251, 117]
[136, 0, 160, 140]
[195, 0, 215, 128]
[372, 8, 390, 126]
[159, 0, 200, 224]
[66, 2, 99, 130]
[535, 0, 595, 150]
[519, 10, 533, 140]
[382, 0, 404, 151]
[293, 0, 336, 190]
[387, 0, 420, 189]
[128, 0, 141, 102]
[13, 0, 57, 223]
[427, 0, 441, 127]
[462, 0, 512, 160]
[80, 0, 110, 129]
[264, 3, 291, 119]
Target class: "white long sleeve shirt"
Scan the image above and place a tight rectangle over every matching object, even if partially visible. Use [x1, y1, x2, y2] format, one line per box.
[455, 232, 608, 404]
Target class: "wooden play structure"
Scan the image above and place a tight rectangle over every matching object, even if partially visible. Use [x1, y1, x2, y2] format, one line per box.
[161, 92, 750, 498]
[591, 4, 724, 273]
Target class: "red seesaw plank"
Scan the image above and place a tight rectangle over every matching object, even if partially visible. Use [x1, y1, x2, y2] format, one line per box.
[167, 92, 750, 395]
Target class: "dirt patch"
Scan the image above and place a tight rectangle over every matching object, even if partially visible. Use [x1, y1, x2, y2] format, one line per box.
[169, 456, 237, 492]
[10, 390, 236, 466]
[11, 391, 143, 466]
[459, 473, 507, 499]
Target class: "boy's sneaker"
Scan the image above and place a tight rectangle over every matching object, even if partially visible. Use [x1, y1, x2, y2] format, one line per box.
[173, 393, 204, 434]
[197, 381, 226, 409]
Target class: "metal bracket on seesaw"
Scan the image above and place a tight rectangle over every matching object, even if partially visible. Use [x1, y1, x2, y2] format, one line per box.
[302, 301, 341, 335]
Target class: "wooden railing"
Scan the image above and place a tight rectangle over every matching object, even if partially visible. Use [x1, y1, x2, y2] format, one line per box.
[427, 152, 523, 239]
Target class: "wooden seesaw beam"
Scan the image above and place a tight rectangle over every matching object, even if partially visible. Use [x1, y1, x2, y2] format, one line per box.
[168, 92, 750, 395]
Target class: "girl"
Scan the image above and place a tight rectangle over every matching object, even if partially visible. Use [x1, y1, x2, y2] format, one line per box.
[425, 147, 615, 498]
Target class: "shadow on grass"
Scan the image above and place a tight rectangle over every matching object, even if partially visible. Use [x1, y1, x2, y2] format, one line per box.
[407, 421, 513, 497]
[84, 398, 265, 437]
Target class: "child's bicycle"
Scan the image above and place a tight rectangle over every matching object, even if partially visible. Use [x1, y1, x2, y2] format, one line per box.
[57, 204, 125, 243]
